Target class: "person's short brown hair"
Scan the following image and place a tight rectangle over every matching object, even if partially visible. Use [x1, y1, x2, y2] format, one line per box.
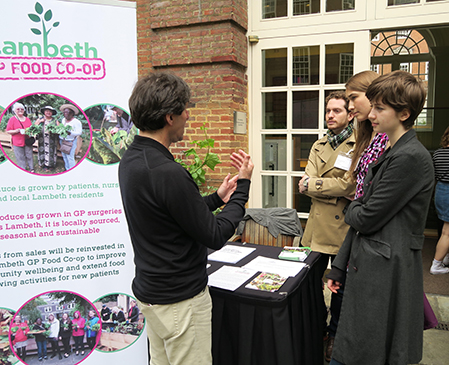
[365, 70, 426, 130]
[325, 91, 350, 112]
[129, 72, 191, 132]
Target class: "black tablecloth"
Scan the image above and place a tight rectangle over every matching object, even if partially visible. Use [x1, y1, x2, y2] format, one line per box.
[208, 242, 325, 365]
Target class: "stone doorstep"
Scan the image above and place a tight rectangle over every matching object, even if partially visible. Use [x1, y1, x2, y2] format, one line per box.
[426, 293, 449, 325]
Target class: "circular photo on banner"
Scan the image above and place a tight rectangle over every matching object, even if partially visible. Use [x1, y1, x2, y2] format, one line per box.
[9, 291, 101, 364]
[0, 93, 92, 175]
[84, 104, 136, 165]
[94, 293, 145, 352]
[0, 106, 6, 166]
[1, 308, 19, 365]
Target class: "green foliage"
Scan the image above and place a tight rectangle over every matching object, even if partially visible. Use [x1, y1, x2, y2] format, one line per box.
[45, 122, 72, 138]
[99, 294, 118, 303]
[175, 124, 221, 187]
[87, 125, 137, 164]
[92, 323, 101, 331]
[19, 297, 47, 323]
[0, 112, 12, 131]
[25, 123, 43, 136]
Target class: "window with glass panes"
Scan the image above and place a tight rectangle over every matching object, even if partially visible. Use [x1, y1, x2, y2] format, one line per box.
[260, 43, 354, 214]
[263, 0, 355, 18]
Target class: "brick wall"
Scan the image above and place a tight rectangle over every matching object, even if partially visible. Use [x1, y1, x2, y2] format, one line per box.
[136, 0, 249, 189]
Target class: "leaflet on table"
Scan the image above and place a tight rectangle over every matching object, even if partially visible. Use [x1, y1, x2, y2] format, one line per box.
[208, 245, 256, 264]
[278, 246, 311, 261]
[245, 272, 287, 292]
[207, 265, 258, 291]
[242, 256, 307, 278]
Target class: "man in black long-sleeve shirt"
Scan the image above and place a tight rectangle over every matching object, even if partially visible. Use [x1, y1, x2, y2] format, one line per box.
[119, 72, 253, 365]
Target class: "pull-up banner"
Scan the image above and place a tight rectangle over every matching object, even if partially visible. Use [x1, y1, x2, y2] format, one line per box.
[0, 1, 145, 364]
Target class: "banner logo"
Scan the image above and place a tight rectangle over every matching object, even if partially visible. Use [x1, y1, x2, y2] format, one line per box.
[0, 2, 105, 80]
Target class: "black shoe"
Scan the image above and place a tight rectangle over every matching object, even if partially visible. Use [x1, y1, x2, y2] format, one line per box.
[59, 354, 62, 360]
[50, 354, 56, 359]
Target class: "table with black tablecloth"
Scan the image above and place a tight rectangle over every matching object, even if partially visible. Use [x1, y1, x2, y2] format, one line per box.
[208, 242, 325, 365]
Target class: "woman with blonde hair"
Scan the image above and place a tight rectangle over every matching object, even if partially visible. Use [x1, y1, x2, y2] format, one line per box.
[47, 313, 62, 359]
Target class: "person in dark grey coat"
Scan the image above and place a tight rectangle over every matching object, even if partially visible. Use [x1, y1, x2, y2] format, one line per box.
[327, 71, 434, 365]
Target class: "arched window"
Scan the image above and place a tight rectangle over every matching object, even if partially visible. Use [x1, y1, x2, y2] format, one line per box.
[371, 29, 435, 129]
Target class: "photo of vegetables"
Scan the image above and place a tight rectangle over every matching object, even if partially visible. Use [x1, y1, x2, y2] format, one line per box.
[0, 308, 18, 365]
[84, 104, 137, 165]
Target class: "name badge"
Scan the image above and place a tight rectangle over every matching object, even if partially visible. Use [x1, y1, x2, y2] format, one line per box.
[334, 152, 352, 171]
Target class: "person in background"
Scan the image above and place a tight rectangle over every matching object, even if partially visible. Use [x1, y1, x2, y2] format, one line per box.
[327, 71, 434, 365]
[47, 313, 62, 360]
[59, 312, 72, 358]
[6, 102, 34, 172]
[71, 310, 85, 356]
[127, 300, 139, 323]
[11, 315, 29, 361]
[85, 310, 100, 351]
[345, 70, 387, 199]
[33, 317, 48, 361]
[59, 104, 82, 170]
[111, 106, 133, 135]
[298, 91, 355, 362]
[430, 126, 449, 274]
[35, 105, 59, 172]
[111, 306, 125, 323]
[101, 304, 111, 322]
[119, 72, 253, 365]
[320, 71, 383, 362]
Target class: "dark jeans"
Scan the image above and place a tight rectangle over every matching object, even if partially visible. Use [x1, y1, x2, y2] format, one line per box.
[36, 340, 47, 358]
[61, 336, 71, 354]
[86, 336, 96, 350]
[49, 337, 60, 356]
[73, 335, 84, 352]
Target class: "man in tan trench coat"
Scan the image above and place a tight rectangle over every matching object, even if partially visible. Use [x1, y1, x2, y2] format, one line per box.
[299, 91, 355, 361]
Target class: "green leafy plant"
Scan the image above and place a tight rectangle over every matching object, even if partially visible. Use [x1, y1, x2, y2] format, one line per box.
[25, 123, 43, 136]
[92, 323, 101, 331]
[46, 122, 72, 138]
[175, 123, 221, 187]
[87, 125, 137, 164]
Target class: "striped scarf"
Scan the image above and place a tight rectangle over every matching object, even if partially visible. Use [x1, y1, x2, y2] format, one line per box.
[327, 122, 354, 150]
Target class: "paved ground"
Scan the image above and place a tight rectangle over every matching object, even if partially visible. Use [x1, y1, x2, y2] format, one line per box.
[322, 287, 449, 365]
[18, 350, 91, 365]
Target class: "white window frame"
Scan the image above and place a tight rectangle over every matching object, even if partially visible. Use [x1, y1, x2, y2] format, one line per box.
[248, 31, 369, 215]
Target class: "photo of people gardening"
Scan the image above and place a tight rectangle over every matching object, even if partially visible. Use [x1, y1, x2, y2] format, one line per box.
[94, 293, 145, 352]
[0, 94, 91, 175]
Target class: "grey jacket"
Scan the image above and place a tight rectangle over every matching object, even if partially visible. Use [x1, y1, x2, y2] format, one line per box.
[330, 129, 434, 365]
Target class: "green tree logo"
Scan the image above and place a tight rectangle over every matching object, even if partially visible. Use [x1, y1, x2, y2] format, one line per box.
[28, 2, 60, 56]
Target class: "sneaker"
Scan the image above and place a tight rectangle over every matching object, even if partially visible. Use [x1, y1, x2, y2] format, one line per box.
[443, 254, 449, 267]
[38, 357, 42, 362]
[430, 261, 449, 275]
